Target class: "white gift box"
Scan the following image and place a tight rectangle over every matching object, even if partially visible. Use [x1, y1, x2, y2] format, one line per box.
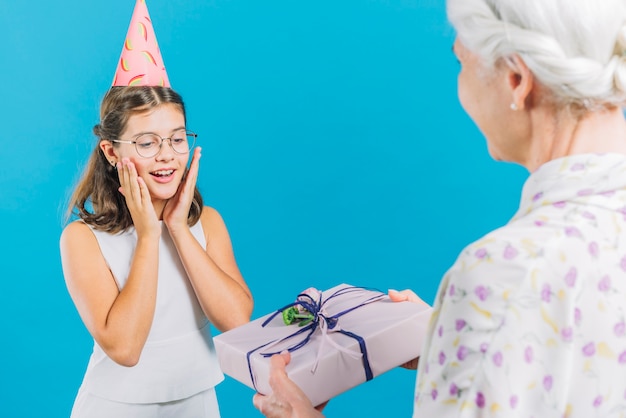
[214, 284, 432, 406]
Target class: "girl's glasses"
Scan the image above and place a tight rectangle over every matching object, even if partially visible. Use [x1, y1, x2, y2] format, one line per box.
[112, 130, 197, 158]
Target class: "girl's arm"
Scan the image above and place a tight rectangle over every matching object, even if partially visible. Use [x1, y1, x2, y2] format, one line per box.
[60, 221, 160, 366]
[61, 159, 162, 366]
[168, 206, 253, 331]
[162, 148, 252, 331]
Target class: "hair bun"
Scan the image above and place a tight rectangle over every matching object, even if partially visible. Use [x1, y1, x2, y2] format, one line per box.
[617, 24, 626, 50]
[613, 24, 626, 93]
[615, 56, 626, 93]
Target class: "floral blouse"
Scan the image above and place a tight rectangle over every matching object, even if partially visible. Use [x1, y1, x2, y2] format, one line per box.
[414, 154, 626, 418]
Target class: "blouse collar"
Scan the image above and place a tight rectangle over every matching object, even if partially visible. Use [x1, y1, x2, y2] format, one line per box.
[512, 153, 626, 221]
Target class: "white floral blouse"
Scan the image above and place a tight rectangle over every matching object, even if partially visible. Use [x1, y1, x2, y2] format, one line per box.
[414, 153, 626, 418]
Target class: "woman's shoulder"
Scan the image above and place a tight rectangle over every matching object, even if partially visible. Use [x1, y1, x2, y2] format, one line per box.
[59, 220, 104, 262]
[60, 220, 92, 242]
[199, 205, 226, 225]
[61, 220, 121, 246]
[461, 217, 568, 261]
[198, 206, 231, 241]
[447, 219, 575, 294]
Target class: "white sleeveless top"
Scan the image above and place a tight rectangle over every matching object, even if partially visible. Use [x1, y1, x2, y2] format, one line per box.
[79, 221, 224, 403]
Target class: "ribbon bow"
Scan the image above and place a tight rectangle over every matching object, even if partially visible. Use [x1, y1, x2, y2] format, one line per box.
[246, 286, 386, 391]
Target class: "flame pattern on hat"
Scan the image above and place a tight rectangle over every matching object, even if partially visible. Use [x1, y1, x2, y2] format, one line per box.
[112, 0, 170, 87]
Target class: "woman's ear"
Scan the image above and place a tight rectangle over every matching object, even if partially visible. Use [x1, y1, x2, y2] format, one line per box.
[505, 54, 534, 111]
[99, 140, 118, 165]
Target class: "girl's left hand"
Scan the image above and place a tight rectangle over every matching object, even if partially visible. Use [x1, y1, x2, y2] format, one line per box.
[163, 147, 201, 233]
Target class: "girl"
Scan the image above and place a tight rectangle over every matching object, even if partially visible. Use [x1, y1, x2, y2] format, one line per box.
[61, 85, 253, 417]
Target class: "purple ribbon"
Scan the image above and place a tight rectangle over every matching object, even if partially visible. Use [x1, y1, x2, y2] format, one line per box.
[246, 286, 386, 392]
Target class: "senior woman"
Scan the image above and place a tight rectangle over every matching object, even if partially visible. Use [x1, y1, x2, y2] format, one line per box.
[253, 0, 626, 417]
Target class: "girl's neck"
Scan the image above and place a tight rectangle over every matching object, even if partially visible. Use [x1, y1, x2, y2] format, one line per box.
[152, 199, 166, 220]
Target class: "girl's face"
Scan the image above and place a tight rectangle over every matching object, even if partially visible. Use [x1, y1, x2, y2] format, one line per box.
[102, 103, 189, 207]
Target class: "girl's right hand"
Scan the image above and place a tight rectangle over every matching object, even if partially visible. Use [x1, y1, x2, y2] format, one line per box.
[117, 158, 161, 239]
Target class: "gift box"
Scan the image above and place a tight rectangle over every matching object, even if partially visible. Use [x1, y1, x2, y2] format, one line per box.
[214, 284, 432, 406]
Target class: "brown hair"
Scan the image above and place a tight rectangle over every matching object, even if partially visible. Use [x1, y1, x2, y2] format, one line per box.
[66, 86, 203, 233]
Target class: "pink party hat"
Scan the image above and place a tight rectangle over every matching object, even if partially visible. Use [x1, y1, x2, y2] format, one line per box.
[112, 0, 170, 87]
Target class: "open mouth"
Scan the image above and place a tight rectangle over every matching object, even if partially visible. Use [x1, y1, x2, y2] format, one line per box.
[151, 169, 174, 178]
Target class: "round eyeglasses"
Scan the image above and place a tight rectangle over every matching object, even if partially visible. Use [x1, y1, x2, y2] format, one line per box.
[112, 130, 197, 158]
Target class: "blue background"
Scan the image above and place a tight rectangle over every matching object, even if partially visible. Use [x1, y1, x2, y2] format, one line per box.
[0, 0, 527, 416]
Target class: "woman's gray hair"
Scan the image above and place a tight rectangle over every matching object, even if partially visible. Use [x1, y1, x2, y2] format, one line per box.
[447, 0, 626, 109]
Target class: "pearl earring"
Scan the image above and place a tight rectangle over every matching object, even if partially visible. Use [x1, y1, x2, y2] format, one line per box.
[510, 103, 518, 111]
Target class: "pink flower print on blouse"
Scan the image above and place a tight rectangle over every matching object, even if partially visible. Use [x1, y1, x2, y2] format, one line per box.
[543, 375, 553, 391]
[448, 284, 455, 296]
[577, 188, 594, 197]
[524, 346, 534, 363]
[565, 227, 583, 238]
[475, 248, 488, 259]
[449, 383, 458, 396]
[457, 346, 469, 361]
[565, 267, 578, 288]
[575, 308, 582, 326]
[589, 241, 599, 257]
[583, 342, 596, 357]
[561, 326, 573, 342]
[455, 319, 466, 331]
[476, 392, 486, 409]
[479, 343, 489, 353]
[510, 395, 519, 409]
[492, 351, 503, 367]
[503, 244, 518, 259]
[614, 322, 625, 337]
[475, 286, 489, 301]
[532, 192, 543, 201]
[619, 351, 626, 364]
[594, 396, 603, 408]
[438, 351, 446, 365]
[438, 325, 443, 337]
[582, 211, 596, 220]
[553, 201, 567, 209]
[431, 388, 438, 401]
[541, 284, 551, 303]
[571, 162, 586, 171]
[621, 255, 626, 272]
[598, 275, 611, 292]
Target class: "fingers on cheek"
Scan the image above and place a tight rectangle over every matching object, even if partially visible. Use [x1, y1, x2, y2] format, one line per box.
[121, 166, 131, 183]
[121, 160, 135, 176]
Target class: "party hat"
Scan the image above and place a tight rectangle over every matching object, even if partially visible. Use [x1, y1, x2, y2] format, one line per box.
[112, 0, 170, 87]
